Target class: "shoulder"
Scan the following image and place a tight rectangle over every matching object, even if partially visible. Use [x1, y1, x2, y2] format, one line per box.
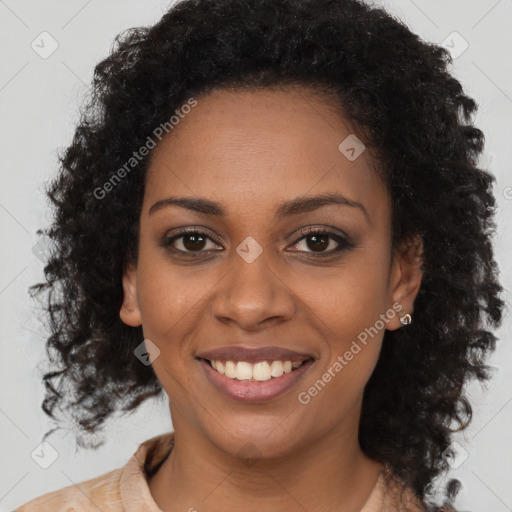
[14, 467, 124, 512]
[13, 432, 175, 512]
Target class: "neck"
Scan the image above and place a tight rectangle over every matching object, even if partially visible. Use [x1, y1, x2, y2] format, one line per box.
[148, 415, 384, 512]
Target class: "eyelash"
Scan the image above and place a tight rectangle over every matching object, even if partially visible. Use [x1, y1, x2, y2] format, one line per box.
[161, 226, 354, 260]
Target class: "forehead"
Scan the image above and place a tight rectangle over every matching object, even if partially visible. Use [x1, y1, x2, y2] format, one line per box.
[144, 87, 388, 224]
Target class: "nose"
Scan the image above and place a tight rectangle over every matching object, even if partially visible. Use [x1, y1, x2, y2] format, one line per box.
[210, 248, 296, 331]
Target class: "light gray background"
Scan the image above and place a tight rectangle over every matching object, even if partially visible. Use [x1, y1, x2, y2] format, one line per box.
[1, 1, 511, 510]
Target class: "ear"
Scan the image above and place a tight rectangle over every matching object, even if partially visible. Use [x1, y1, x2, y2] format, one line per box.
[386, 234, 423, 331]
[120, 262, 142, 327]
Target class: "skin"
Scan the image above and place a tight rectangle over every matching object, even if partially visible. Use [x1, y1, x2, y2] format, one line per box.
[120, 86, 423, 512]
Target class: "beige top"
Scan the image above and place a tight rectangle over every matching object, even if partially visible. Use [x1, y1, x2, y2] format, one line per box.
[14, 432, 451, 511]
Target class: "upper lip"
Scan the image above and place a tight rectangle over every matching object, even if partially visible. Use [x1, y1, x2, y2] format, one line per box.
[196, 345, 315, 363]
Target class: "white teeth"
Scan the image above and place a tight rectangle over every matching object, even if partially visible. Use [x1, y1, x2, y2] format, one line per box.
[225, 360, 236, 378]
[253, 361, 271, 381]
[209, 359, 307, 381]
[235, 361, 253, 380]
[270, 360, 284, 378]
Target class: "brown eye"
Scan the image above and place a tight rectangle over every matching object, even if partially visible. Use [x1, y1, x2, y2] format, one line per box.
[181, 233, 207, 251]
[289, 228, 354, 258]
[162, 228, 222, 254]
[304, 233, 330, 252]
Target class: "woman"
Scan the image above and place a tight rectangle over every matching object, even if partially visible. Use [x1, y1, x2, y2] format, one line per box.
[15, 0, 504, 510]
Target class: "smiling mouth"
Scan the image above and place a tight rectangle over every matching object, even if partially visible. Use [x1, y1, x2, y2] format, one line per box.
[197, 357, 314, 382]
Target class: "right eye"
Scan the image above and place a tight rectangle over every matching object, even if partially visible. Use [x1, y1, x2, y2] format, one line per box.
[161, 228, 223, 255]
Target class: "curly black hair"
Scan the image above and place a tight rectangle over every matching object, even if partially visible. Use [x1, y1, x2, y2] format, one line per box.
[30, 0, 505, 510]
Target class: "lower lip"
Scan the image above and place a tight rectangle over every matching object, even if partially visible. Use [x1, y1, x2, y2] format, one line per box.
[197, 358, 315, 403]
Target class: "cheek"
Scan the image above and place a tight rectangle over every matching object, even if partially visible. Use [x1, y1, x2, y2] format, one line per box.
[304, 254, 390, 340]
[301, 251, 388, 391]
[300, 303, 384, 425]
[134, 259, 202, 401]
[135, 244, 216, 339]
[133, 267, 197, 380]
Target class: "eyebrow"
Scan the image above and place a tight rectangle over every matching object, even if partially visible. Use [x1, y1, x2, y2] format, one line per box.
[148, 192, 369, 222]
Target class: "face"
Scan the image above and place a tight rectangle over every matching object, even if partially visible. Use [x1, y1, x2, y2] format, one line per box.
[120, 87, 422, 459]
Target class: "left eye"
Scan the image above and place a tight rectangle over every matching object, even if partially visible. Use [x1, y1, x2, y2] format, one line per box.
[288, 229, 350, 256]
